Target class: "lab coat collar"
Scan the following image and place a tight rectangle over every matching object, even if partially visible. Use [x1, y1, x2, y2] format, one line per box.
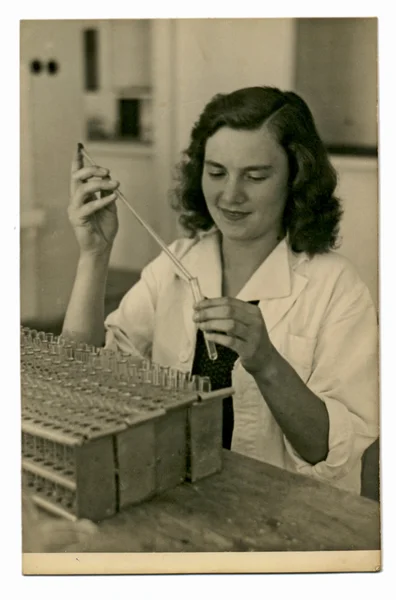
[178, 227, 310, 336]
[180, 228, 223, 299]
[177, 227, 308, 300]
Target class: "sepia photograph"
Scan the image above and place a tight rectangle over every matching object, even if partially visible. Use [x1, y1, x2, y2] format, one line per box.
[18, 14, 381, 576]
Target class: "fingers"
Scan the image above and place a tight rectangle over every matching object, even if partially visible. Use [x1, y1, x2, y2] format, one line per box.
[72, 179, 120, 208]
[78, 192, 118, 218]
[193, 297, 265, 353]
[70, 144, 112, 197]
[195, 296, 258, 314]
[193, 298, 272, 371]
[72, 165, 110, 183]
[100, 174, 116, 198]
[196, 317, 248, 340]
[203, 331, 241, 351]
[194, 305, 234, 321]
[194, 298, 257, 326]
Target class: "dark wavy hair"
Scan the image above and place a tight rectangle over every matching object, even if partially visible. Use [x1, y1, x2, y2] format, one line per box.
[172, 86, 342, 255]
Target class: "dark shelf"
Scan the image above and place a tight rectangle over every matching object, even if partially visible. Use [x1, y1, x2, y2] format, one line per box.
[327, 145, 378, 158]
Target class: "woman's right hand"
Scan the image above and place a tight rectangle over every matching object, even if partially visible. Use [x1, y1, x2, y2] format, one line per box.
[68, 145, 120, 256]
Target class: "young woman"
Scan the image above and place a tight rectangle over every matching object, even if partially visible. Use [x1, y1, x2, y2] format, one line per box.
[63, 86, 378, 494]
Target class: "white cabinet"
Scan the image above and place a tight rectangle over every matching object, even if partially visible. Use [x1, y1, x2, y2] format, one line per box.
[20, 21, 84, 324]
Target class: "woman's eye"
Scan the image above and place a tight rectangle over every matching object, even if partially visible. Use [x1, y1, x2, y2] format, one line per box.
[246, 173, 268, 182]
[207, 171, 225, 178]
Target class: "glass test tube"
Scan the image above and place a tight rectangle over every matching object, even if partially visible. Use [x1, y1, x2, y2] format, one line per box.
[188, 374, 200, 391]
[190, 278, 218, 361]
[198, 376, 212, 393]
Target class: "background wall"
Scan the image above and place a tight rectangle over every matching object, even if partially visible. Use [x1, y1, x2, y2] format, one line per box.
[295, 18, 377, 149]
[172, 19, 296, 153]
[333, 156, 378, 307]
[20, 18, 379, 329]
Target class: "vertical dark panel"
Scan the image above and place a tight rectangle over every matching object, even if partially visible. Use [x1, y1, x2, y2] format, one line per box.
[83, 29, 99, 91]
[118, 99, 140, 138]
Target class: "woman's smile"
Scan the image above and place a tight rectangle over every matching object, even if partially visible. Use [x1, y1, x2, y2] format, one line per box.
[219, 207, 251, 221]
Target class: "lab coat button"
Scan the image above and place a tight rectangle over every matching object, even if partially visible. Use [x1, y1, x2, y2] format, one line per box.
[179, 349, 191, 363]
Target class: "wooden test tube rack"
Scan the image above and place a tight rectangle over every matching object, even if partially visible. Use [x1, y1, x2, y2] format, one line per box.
[21, 328, 232, 521]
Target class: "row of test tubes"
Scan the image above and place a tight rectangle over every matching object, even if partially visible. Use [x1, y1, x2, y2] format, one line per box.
[23, 470, 76, 511]
[21, 327, 211, 390]
[22, 431, 76, 477]
[21, 327, 212, 417]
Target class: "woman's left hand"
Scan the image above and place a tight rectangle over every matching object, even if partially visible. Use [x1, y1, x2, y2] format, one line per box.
[193, 297, 274, 375]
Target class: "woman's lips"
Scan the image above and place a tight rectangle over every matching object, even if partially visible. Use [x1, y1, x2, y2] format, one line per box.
[220, 208, 251, 221]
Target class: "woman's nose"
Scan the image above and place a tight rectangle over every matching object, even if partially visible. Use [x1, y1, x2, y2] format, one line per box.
[220, 178, 245, 205]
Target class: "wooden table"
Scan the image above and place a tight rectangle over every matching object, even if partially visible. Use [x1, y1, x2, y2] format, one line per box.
[25, 450, 380, 554]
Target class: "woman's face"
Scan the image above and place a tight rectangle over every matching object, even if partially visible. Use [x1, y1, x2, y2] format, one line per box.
[201, 125, 289, 243]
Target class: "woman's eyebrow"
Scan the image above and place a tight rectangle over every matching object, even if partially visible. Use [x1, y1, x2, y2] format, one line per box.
[204, 160, 272, 171]
[204, 160, 224, 168]
[243, 164, 273, 172]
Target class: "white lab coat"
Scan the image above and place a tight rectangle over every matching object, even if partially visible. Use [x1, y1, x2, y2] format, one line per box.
[105, 228, 379, 494]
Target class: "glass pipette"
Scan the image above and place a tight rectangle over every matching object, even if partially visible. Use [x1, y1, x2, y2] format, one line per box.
[78, 143, 218, 361]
